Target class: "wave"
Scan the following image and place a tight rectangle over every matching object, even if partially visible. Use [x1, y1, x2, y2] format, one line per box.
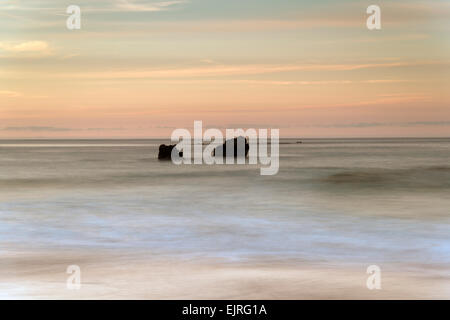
[322, 166, 450, 188]
[1, 164, 449, 191]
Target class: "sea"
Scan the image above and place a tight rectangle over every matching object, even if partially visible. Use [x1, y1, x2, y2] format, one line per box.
[0, 138, 449, 273]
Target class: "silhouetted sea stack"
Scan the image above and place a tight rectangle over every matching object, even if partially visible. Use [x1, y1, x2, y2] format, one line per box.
[213, 136, 249, 157]
[158, 144, 183, 160]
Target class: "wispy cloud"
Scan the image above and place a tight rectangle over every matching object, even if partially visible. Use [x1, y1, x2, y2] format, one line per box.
[2, 126, 74, 132]
[113, 0, 187, 12]
[317, 121, 450, 128]
[1, 126, 127, 132]
[0, 90, 22, 97]
[0, 41, 49, 52]
[231, 79, 415, 86]
[0, 0, 187, 12]
[0, 41, 52, 57]
[24, 61, 438, 80]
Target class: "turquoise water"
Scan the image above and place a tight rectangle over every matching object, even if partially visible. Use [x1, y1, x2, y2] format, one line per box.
[0, 138, 449, 271]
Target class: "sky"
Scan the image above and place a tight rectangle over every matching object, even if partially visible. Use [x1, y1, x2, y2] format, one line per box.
[0, 0, 449, 138]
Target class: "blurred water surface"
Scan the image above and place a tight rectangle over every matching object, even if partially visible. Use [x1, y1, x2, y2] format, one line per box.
[0, 138, 449, 272]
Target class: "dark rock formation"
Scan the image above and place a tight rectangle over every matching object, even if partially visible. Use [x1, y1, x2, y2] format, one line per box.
[213, 136, 249, 158]
[158, 144, 183, 160]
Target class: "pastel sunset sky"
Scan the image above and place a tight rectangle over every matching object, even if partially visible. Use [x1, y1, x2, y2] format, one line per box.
[1, 0, 449, 138]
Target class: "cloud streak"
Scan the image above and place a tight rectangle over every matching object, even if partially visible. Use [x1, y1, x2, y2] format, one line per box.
[113, 0, 187, 12]
[316, 121, 450, 128]
[19, 61, 439, 80]
[2, 126, 74, 132]
[0, 90, 22, 97]
[0, 41, 49, 52]
[0, 0, 187, 13]
[0, 41, 52, 57]
[1, 126, 125, 132]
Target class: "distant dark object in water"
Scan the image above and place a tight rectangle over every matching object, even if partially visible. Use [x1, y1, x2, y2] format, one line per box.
[158, 144, 183, 160]
[297, 141, 302, 144]
[213, 136, 249, 157]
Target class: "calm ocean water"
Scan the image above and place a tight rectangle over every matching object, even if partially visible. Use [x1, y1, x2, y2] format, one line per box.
[0, 138, 449, 271]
